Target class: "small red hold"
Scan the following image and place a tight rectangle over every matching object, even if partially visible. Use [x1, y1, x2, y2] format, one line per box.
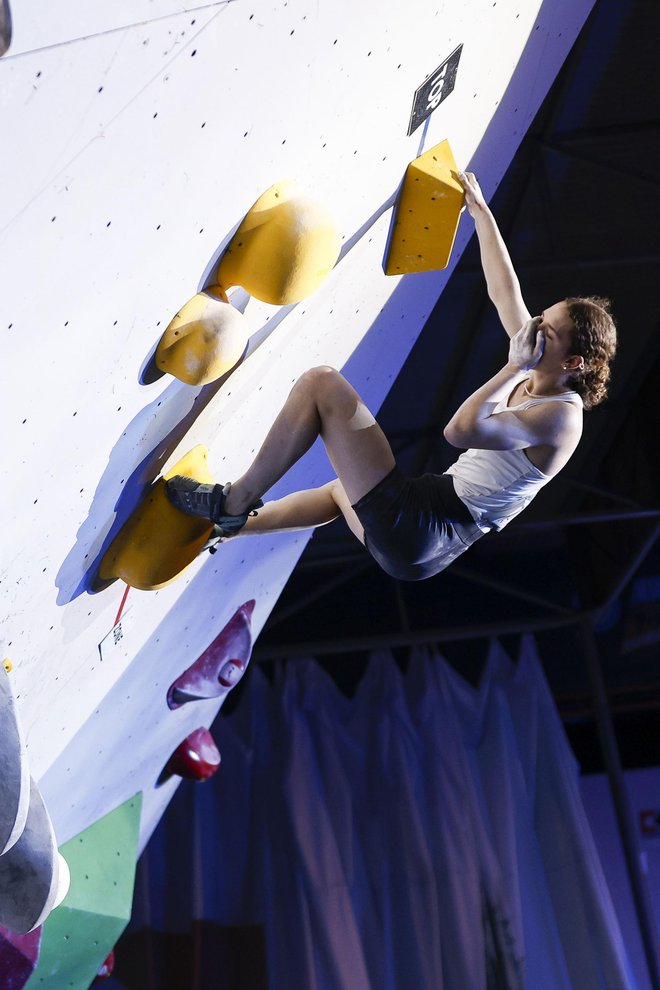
[163, 728, 221, 782]
[93, 948, 115, 982]
[167, 600, 254, 709]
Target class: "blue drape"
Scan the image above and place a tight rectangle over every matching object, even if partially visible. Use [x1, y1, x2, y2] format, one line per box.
[121, 637, 637, 990]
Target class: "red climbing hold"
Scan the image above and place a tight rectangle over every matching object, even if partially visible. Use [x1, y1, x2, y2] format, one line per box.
[163, 728, 221, 781]
[93, 948, 115, 982]
[167, 600, 254, 709]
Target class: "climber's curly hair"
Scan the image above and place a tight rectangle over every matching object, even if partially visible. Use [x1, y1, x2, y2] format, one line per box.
[564, 296, 617, 409]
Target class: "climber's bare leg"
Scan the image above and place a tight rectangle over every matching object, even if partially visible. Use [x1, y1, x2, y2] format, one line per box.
[240, 479, 365, 545]
[224, 367, 395, 515]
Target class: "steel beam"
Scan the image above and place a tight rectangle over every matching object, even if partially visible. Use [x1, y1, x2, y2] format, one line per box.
[265, 559, 372, 629]
[592, 520, 660, 624]
[579, 619, 660, 990]
[449, 563, 574, 614]
[253, 611, 580, 660]
[459, 255, 660, 276]
[560, 477, 648, 509]
[513, 507, 660, 533]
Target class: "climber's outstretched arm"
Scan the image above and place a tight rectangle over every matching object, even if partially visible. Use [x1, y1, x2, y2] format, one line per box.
[458, 170, 532, 337]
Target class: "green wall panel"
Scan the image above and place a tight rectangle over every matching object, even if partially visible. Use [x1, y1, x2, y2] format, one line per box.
[25, 794, 142, 990]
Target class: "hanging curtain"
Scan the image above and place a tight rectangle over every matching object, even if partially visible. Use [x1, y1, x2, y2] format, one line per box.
[109, 638, 638, 990]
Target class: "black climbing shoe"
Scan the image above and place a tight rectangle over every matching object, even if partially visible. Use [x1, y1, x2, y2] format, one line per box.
[165, 476, 262, 538]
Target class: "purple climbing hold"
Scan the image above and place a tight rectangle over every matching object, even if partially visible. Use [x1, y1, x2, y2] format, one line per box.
[167, 600, 254, 709]
[0, 925, 42, 990]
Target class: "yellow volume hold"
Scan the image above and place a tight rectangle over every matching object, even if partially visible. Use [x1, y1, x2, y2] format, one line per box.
[384, 139, 464, 275]
[155, 287, 248, 386]
[97, 446, 216, 591]
[213, 180, 342, 305]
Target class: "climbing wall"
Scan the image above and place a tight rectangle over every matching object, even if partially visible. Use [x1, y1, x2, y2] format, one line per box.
[1, 0, 595, 939]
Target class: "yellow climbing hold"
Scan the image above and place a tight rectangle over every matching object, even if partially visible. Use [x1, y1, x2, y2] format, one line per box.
[384, 139, 464, 275]
[212, 180, 342, 305]
[3, 659, 12, 673]
[155, 286, 248, 386]
[97, 446, 216, 591]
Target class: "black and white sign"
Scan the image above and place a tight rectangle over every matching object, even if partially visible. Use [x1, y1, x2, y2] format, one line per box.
[407, 44, 463, 137]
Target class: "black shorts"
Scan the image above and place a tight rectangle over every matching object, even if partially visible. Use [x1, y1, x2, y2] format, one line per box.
[351, 467, 485, 581]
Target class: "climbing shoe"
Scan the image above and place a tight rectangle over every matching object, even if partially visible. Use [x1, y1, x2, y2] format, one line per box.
[165, 476, 262, 538]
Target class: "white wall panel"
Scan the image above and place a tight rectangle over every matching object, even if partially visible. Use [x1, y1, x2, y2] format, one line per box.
[1, 0, 596, 850]
[7, 0, 228, 56]
[1, 8, 221, 228]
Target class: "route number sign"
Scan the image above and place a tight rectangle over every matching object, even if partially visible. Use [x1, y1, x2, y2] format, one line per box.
[408, 44, 463, 136]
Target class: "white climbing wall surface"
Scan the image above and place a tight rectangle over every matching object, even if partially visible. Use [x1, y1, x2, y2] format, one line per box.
[1, 0, 596, 853]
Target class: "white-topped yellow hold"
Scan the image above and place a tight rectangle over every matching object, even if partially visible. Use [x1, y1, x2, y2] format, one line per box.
[155, 286, 248, 386]
[154, 181, 341, 386]
[213, 180, 342, 305]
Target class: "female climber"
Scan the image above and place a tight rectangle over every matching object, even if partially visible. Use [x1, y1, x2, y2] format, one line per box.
[166, 171, 618, 581]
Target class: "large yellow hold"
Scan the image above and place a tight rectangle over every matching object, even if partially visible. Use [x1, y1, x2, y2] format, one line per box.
[213, 180, 342, 305]
[97, 446, 216, 591]
[384, 139, 464, 275]
[155, 287, 248, 386]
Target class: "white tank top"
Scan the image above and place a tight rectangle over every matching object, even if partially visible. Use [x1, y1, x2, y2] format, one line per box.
[444, 382, 582, 532]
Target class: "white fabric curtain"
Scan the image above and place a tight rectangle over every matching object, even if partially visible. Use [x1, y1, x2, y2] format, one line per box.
[132, 637, 638, 990]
